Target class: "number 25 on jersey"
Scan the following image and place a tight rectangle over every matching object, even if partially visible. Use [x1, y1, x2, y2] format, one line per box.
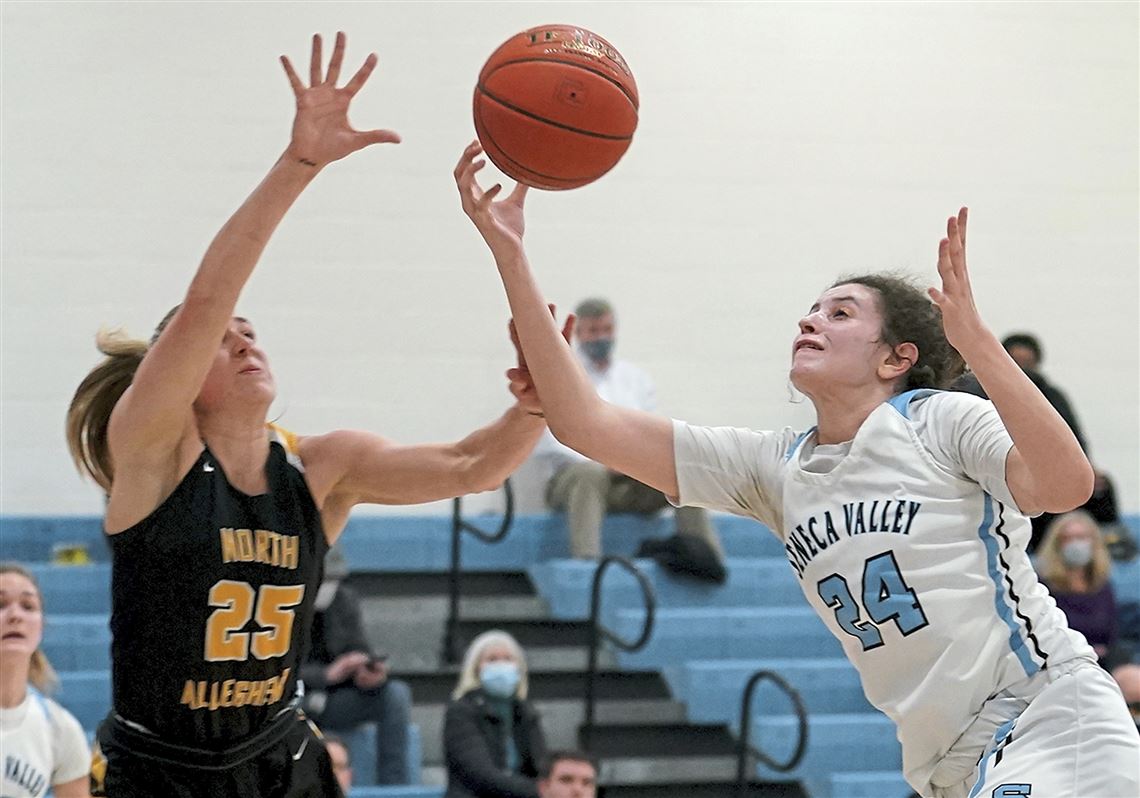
[204, 580, 305, 662]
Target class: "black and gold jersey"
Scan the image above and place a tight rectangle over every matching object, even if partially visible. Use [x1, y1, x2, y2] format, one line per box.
[108, 435, 327, 748]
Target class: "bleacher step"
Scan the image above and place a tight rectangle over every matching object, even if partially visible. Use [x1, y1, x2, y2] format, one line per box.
[584, 722, 739, 758]
[601, 782, 807, 798]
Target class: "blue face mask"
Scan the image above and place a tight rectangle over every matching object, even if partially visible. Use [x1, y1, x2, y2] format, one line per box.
[480, 660, 521, 698]
[580, 338, 614, 363]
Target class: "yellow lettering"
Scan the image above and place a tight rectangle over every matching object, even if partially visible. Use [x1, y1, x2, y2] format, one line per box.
[219, 679, 235, 708]
[254, 530, 269, 564]
[208, 680, 223, 711]
[281, 536, 299, 571]
[220, 529, 238, 563]
[235, 529, 254, 561]
[180, 680, 198, 708]
[248, 680, 266, 706]
[233, 680, 250, 707]
[266, 668, 291, 705]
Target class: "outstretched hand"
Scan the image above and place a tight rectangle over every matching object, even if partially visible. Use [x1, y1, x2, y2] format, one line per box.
[928, 207, 988, 355]
[454, 141, 529, 261]
[280, 32, 401, 168]
[507, 305, 575, 414]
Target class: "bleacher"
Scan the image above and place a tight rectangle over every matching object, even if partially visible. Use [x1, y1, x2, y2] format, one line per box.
[6, 512, 1139, 798]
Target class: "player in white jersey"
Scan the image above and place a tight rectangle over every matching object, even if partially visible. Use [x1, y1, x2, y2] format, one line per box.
[453, 150, 1140, 797]
[0, 564, 90, 798]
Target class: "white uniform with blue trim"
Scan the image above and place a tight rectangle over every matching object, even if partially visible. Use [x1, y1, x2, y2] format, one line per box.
[672, 390, 1138, 796]
[0, 687, 90, 797]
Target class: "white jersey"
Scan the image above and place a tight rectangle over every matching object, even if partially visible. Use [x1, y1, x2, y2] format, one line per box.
[672, 390, 1094, 791]
[0, 688, 90, 797]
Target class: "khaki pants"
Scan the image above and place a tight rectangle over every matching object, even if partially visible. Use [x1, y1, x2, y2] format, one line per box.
[545, 461, 724, 560]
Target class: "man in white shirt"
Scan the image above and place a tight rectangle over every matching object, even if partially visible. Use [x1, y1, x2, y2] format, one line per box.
[536, 298, 725, 573]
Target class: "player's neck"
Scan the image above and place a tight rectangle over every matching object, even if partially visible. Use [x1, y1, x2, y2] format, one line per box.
[0, 659, 30, 708]
[812, 394, 885, 445]
[196, 417, 273, 494]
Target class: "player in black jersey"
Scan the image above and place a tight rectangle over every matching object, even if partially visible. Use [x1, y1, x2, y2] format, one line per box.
[66, 33, 557, 798]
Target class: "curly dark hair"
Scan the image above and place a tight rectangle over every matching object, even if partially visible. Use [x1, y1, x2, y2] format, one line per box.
[831, 273, 965, 390]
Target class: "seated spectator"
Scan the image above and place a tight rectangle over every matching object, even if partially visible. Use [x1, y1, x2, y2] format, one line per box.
[444, 630, 547, 798]
[536, 297, 725, 582]
[0, 563, 91, 798]
[538, 750, 598, 798]
[301, 548, 413, 785]
[1037, 512, 1129, 669]
[951, 331, 1129, 554]
[322, 734, 353, 796]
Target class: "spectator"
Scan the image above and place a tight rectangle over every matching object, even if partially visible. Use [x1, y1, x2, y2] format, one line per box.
[301, 547, 413, 785]
[1037, 511, 1128, 669]
[537, 751, 597, 798]
[0, 563, 91, 798]
[321, 734, 353, 795]
[951, 331, 1110, 552]
[443, 630, 547, 798]
[535, 297, 725, 582]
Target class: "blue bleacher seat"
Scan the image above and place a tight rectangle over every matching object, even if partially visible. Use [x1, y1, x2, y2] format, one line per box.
[348, 788, 443, 798]
[752, 712, 902, 791]
[530, 556, 802, 620]
[28, 563, 111, 614]
[614, 606, 844, 669]
[829, 770, 913, 798]
[671, 658, 874, 725]
[55, 669, 111, 732]
[41, 615, 110, 671]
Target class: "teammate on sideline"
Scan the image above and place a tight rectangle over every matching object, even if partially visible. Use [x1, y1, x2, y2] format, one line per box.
[0, 564, 90, 798]
[65, 37, 553, 798]
[454, 142, 1140, 797]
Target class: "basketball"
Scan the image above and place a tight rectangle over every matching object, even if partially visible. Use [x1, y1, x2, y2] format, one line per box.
[473, 25, 639, 190]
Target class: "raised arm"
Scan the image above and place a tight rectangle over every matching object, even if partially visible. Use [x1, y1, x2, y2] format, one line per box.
[929, 208, 1094, 514]
[454, 142, 678, 497]
[108, 33, 399, 475]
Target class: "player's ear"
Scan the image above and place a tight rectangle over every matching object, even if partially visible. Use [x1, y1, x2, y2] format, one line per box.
[878, 342, 918, 381]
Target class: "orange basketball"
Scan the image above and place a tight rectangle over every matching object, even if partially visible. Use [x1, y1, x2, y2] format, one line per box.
[473, 25, 639, 190]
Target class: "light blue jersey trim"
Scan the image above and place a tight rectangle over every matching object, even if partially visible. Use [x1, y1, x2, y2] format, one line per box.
[887, 389, 938, 418]
[784, 428, 815, 462]
[967, 716, 1019, 798]
[977, 493, 1039, 678]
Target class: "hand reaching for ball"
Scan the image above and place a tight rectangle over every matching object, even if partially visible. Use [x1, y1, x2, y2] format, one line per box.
[454, 140, 529, 262]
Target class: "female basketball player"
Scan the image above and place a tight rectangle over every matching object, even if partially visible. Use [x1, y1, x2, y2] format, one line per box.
[454, 142, 1140, 797]
[0, 564, 91, 798]
[64, 38, 552, 798]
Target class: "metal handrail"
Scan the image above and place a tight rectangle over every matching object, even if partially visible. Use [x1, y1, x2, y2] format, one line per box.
[441, 478, 515, 664]
[735, 669, 808, 794]
[582, 556, 656, 741]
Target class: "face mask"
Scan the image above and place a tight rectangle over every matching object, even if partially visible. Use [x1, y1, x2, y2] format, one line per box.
[1060, 540, 1093, 569]
[480, 661, 520, 698]
[580, 338, 614, 363]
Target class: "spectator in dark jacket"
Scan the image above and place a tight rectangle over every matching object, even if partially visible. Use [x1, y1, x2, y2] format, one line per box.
[443, 630, 548, 798]
[301, 547, 413, 784]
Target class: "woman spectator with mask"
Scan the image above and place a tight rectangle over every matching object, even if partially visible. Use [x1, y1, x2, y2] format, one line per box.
[1037, 511, 1126, 669]
[443, 630, 547, 798]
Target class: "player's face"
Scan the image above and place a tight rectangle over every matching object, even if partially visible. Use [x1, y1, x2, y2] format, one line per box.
[540, 760, 597, 798]
[790, 283, 893, 397]
[0, 573, 44, 659]
[196, 317, 277, 412]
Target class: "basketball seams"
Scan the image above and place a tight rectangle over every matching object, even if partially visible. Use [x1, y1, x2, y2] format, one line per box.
[480, 56, 639, 110]
[473, 98, 617, 190]
[474, 86, 633, 142]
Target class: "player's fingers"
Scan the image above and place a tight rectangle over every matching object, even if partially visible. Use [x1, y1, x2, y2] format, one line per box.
[326, 31, 346, 84]
[507, 182, 529, 206]
[478, 183, 503, 208]
[957, 206, 968, 249]
[561, 313, 576, 343]
[309, 33, 323, 87]
[281, 56, 305, 97]
[342, 53, 378, 97]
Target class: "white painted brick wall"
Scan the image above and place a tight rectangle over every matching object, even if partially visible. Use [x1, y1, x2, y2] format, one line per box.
[2, 2, 1136, 515]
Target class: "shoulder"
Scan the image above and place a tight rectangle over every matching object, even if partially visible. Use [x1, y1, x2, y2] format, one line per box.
[41, 695, 87, 746]
[901, 389, 993, 424]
